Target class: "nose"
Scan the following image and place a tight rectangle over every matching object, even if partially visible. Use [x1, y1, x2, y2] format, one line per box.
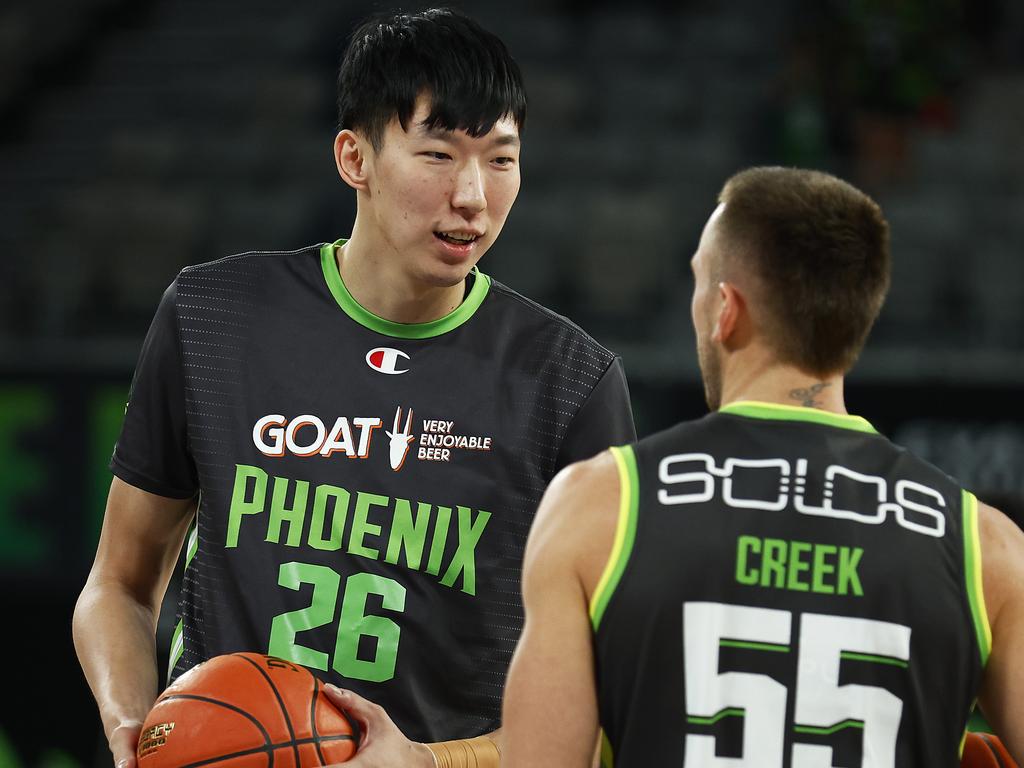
[450, 160, 486, 215]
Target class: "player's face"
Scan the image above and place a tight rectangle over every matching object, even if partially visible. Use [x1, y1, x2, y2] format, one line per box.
[691, 204, 726, 411]
[365, 97, 522, 288]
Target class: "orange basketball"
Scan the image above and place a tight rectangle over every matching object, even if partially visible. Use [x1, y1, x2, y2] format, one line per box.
[962, 732, 1020, 768]
[137, 653, 357, 767]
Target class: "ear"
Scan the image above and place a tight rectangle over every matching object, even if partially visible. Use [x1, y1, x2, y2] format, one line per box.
[334, 130, 371, 191]
[712, 281, 745, 345]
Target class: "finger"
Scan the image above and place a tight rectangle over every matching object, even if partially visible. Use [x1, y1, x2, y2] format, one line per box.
[111, 737, 138, 766]
[317, 688, 370, 767]
[111, 742, 137, 768]
[110, 722, 142, 768]
[324, 685, 384, 725]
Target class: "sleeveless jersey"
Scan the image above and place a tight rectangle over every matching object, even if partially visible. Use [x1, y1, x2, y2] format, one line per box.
[593, 401, 987, 768]
[111, 240, 635, 742]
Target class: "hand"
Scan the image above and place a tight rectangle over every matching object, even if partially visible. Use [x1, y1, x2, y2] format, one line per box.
[322, 685, 435, 768]
[108, 720, 143, 768]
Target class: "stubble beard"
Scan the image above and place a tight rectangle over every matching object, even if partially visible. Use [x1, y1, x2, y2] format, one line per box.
[697, 335, 722, 412]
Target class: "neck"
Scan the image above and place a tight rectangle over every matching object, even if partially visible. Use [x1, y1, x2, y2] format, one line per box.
[336, 225, 467, 325]
[719, 354, 847, 414]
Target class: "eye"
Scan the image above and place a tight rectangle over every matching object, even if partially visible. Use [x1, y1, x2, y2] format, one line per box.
[421, 151, 451, 161]
[492, 156, 516, 167]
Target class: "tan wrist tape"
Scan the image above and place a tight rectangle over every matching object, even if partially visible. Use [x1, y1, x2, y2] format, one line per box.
[425, 735, 500, 768]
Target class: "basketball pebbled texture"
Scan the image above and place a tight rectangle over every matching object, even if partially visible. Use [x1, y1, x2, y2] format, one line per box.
[137, 653, 357, 767]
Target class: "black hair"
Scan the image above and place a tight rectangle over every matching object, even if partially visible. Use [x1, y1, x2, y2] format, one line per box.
[337, 8, 527, 151]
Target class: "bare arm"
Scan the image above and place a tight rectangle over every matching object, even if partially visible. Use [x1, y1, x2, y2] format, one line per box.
[502, 452, 621, 768]
[976, 501, 1024, 762]
[73, 477, 195, 765]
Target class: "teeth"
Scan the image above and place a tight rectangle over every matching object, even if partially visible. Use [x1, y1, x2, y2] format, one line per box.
[440, 232, 477, 242]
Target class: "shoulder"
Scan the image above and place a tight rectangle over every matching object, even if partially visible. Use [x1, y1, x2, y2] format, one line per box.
[178, 242, 323, 279]
[978, 501, 1024, 629]
[485, 276, 619, 367]
[167, 243, 324, 311]
[541, 450, 622, 519]
[524, 450, 624, 594]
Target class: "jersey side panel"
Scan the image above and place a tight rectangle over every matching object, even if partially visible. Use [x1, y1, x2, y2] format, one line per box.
[453, 278, 632, 725]
[175, 251, 267, 673]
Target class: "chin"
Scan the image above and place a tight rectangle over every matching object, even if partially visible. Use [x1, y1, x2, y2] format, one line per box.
[431, 249, 488, 284]
[420, 260, 476, 289]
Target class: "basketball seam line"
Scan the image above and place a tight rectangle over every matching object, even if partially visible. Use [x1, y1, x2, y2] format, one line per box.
[156, 693, 274, 766]
[311, 678, 326, 765]
[236, 654, 301, 767]
[168, 734, 356, 768]
[980, 733, 1008, 768]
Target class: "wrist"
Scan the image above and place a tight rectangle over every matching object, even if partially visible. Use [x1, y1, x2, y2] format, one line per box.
[424, 736, 500, 768]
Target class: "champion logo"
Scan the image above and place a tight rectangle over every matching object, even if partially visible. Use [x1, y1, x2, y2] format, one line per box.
[366, 347, 410, 375]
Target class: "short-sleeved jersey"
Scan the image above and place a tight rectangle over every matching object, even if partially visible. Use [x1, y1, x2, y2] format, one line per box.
[592, 401, 987, 768]
[112, 241, 635, 742]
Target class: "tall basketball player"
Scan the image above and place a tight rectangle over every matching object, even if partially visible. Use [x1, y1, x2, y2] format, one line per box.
[74, 10, 635, 768]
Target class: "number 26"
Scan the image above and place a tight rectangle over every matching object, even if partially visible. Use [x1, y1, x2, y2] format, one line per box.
[269, 562, 407, 683]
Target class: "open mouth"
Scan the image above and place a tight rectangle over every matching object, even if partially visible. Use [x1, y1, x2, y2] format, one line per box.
[434, 231, 481, 246]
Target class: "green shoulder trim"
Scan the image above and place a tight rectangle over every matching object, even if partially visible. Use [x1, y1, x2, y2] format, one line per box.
[599, 729, 614, 768]
[962, 490, 992, 666]
[719, 400, 877, 434]
[590, 445, 639, 631]
[168, 619, 184, 681]
[319, 239, 490, 339]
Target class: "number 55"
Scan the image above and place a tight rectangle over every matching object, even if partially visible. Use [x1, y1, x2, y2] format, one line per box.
[684, 602, 911, 768]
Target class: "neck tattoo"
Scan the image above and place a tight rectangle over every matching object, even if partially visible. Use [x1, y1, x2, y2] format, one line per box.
[789, 381, 831, 407]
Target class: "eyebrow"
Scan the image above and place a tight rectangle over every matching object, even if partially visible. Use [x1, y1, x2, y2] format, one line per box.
[490, 133, 521, 148]
[418, 125, 521, 148]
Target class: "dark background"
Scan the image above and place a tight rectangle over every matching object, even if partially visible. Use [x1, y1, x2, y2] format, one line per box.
[1, 0, 1022, 765]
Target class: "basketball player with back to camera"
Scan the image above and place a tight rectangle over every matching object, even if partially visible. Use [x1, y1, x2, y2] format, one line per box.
[72, 9, 635, 767]
[501, 167, 1024, 767]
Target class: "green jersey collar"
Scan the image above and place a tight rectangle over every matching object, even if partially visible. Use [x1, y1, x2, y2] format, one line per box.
[320, 239, 491, 339]
[719, 400, 878, 434]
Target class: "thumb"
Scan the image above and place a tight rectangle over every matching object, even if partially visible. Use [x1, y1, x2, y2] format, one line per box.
[109, 721, 143, 768]
[323, 685, 386, 728]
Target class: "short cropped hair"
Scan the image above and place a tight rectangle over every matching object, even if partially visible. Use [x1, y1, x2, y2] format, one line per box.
[337, 8, 527, 151]
[717, 167, 891, 375]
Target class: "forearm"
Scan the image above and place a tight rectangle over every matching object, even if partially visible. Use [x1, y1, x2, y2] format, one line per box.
[73, 579, 161, 740]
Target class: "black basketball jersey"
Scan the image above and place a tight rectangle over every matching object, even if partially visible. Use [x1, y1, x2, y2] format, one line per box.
[592, 401, 987, 768]
[111, 240, 635, 742]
